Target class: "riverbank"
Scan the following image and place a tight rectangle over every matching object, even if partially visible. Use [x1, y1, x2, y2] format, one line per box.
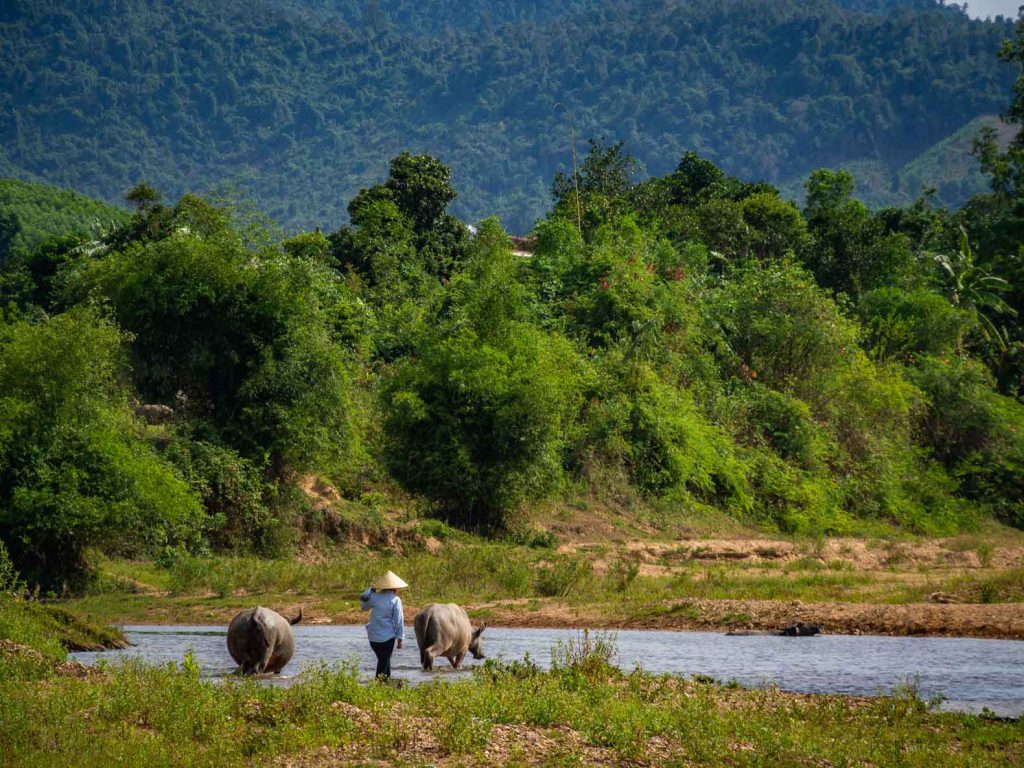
[64, 593, 1024, 640]
[4, 580, 1023, 765]
[63, 529, 1024, 639]
[6, 636, 1024, 767]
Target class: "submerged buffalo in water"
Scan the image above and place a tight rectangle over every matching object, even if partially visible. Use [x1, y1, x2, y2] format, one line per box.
[726, 621, 822, 637]
[413, 603, 485, 671]
[227, 606, 302, 674]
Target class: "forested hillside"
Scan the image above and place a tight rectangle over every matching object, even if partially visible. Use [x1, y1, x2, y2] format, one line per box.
[0, 179, 128, 255]
[286, 1, 958, 32]
[0, 0, 1016, 231]
[4, 2, 1024, 595]
[5, 50, 1024, 587]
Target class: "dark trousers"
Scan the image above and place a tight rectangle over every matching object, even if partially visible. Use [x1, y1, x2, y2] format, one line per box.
[370, 638, 396, 680]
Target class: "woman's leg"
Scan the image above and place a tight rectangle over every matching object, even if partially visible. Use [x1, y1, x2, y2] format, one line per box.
[370, 638, 396, 680]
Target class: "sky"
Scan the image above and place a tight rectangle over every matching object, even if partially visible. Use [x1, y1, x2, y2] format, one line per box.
[966, 1, 1022, 19]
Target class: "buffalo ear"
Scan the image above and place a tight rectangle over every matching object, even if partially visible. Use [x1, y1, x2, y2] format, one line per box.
[474, 622, 486, 637]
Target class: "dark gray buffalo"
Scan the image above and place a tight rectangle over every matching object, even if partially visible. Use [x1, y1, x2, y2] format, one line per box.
[226, 606, 302, 674]
[413, 603, 485, 671]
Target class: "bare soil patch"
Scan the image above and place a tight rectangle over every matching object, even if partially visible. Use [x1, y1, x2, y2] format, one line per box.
[560, 536, 1024, 571]
[461, 597, 1024, 639]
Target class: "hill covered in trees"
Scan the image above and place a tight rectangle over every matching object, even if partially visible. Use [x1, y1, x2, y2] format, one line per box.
[0, 0, 1017, 232]
[5, 58, 1024, 586]
[0, 179, 128, 255]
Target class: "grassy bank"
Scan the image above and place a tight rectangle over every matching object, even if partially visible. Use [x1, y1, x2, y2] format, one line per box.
[0, 594, 128, 681]
[2, 574, 1021, 766]
[2, 634, 1022, 767]
[58, 528, 1024, 638]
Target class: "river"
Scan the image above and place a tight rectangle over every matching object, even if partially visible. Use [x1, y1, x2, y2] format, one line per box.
[71, 624, 1024, 717]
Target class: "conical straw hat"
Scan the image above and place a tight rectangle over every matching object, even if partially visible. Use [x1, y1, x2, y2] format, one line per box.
[374, 571, 408, 590]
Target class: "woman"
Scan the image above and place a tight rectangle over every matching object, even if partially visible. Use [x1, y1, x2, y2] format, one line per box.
[360, 570, 407, 680]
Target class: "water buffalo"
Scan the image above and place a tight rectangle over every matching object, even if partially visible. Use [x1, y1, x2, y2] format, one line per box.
[726, 621, 822, 637]
[226, 606, 302, 674]
[413, 603, 485, 671]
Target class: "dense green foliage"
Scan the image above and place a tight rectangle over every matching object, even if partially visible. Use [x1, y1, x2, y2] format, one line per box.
[0, 178, 128, 260]
[6, 7, 1024, 588]
[0, 190, 361, 582]
[382, 221, 581, 528]
[0, 310, 204, 588]
[0, 0, 1015, 231]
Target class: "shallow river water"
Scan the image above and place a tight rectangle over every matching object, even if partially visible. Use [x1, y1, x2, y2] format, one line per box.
[71, 625, 1024, 717]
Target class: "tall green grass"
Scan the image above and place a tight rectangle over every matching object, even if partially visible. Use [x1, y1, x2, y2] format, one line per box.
[150, 545, 539, 603]
[2, 648, 1021, 767]
[84, 547, 1024, 623]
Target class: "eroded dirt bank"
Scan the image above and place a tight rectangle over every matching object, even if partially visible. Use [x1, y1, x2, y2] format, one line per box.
[458, 598, 1024, 639]
[273, 597, 1024, 640]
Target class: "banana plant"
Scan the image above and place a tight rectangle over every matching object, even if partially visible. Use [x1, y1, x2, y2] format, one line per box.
[933, 227, 1017, 351]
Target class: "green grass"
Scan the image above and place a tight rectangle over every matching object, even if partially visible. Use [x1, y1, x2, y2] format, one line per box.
[0, 597, 125, 652]
[1, 643, 1021, 767]
[62, 543, 1024, 630]
[2, 596, 1020, 766]
[0, 595, 128, 680]
[56, 544, 1024, 638]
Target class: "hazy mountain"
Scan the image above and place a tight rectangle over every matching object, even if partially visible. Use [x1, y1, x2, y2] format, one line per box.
[0, 0, 1014, 231]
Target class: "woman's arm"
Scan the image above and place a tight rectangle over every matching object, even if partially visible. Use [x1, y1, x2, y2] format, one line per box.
[392, 597, 405, 645]
[360, 587, 373, 611]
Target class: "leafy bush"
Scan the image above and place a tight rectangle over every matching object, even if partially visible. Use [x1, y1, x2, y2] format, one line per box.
[551, 629, 619, 680]
[858, 287, 973, 362]
[533, 556, 593, 598]
[0, 309, 203, 587]
[710, 259, 860, 401]
[506, 527, 558, 549]
[164, 439, 272, 553]
[0, 540, 22, 595]
[911, 355, 1024, 527]
[742, 385, 823, 469]
[383, 220, 581, 529]
[608, 552, 640, 592]
[544, 218, 695, 355]
[64, 201, 355, 478]
[581, 363, 745, 502]
[741, 449, 847, 534]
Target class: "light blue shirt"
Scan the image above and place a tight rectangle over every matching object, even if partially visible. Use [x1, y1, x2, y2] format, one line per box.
[360, 588, 405, 643]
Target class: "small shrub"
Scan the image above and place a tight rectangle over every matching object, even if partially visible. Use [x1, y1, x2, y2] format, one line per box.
[415, 518, 458, 540]
[975, 541, 995, 568]
[0, 540, 24, 595]
[476, 654, 543, 682]
[884, 543, 911, 567]
[534, 557, 593, 598]
[507, 528, 558, 549]
[552, 629, 618, 680]
[608, 553, 640, 592]
[437, 713, 492, 755]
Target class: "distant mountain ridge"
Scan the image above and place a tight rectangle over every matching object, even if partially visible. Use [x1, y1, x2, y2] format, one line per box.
[0, 0, 1014, 231]
[282, 0, 960, 31]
